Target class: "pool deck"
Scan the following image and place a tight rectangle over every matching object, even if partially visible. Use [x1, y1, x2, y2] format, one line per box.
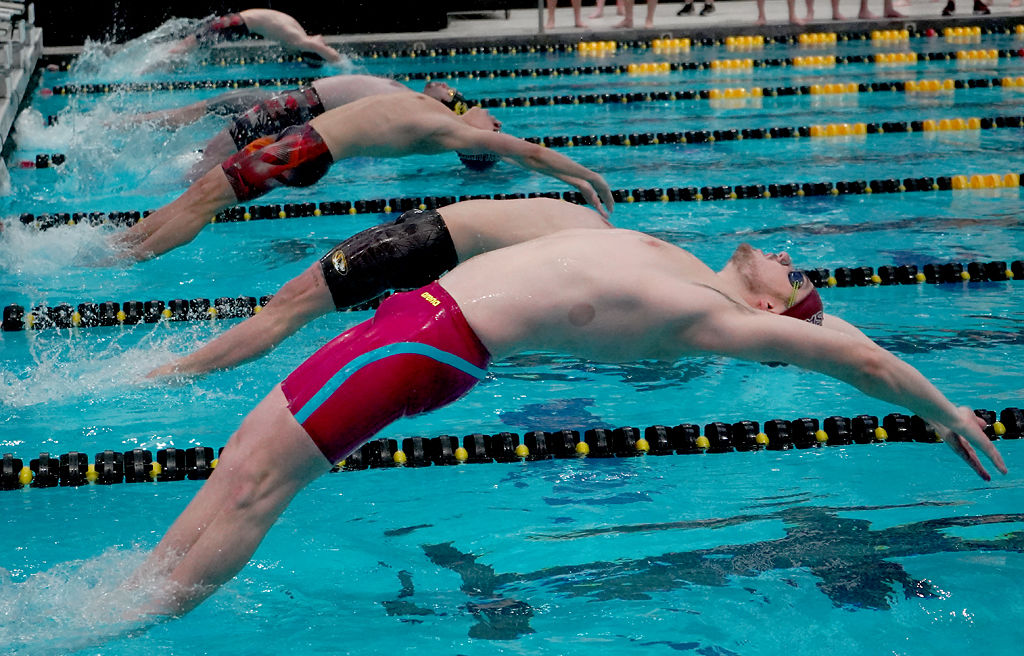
[319, 0, 1024, 49]
[31, 1, 1024, 56]
[0, 21, 43, 188]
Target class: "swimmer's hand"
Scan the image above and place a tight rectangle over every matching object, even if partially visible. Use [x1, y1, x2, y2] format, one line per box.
[929, 406, 1007, 481]
[564, 174, 615, 219]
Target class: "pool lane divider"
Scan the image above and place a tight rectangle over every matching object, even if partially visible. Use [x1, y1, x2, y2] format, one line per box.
[3, 258, 1022, 332]
[23, 112, 1024, 169]
[13, 165, 1024, 236]
[3, 407, 1021, 490]
[38, 25, 1017, 72]
[42, 47, 1024, 97]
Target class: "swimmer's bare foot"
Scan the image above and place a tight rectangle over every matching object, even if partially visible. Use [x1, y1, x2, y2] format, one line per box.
[146, 364, 176, 380]
[832, 12, 847, 20]
[806, 8, 814, 20]
[615, 17, 634, 27]
[575, 20, 589, 27]
[859, 9, 879, 18]
[311, 35, 343, 62]
[756, 15, 767, 25]
[590, 10, 604, 17]
[645, 18, 655, 27]
[789, 13, 806, 24]
[545, 19, 555, 29]
[884, 8, 906, 16]
[146, 362, 195, 382]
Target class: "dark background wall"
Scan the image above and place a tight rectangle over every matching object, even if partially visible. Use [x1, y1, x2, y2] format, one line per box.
[35, 1, 462, 47]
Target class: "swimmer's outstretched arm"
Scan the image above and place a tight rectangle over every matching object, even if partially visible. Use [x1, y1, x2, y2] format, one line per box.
[688, 301, 1007, 481]
[148, 264, 335, 378]
[440, 130, 615, 218]
[116, 168, 237, 261]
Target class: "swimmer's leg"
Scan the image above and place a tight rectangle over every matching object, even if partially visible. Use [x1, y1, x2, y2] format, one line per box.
[150, 210, 457, 377]
[118, 167, 238, 260]
[134, 385, 331, 618]
[148, 263, 335, 377]
[186, 129, 240, 183]
[123, 99, 210, 129]
[121, 125, 331, 261]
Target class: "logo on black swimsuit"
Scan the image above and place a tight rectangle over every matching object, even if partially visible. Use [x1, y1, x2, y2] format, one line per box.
[331, 250, 349, 275]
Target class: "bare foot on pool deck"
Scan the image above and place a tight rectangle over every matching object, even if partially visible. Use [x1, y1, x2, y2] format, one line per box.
[859, 9, 879, 17]
[615, 17, 634, 27]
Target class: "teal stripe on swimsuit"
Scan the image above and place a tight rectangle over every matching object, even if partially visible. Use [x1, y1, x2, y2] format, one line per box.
[292, 341, 489, 424]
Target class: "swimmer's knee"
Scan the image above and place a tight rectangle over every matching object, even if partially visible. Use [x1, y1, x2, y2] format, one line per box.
[219, 420, 303, 504]
[267, 266, 334, 319]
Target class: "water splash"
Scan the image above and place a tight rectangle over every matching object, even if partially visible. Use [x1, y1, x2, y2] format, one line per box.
[0, 220, 122, 275]
[0, 326, 203, 409]
[0, 545, 192, 655]
[70, 18, 202, 81]
[12, 107, 201, 200]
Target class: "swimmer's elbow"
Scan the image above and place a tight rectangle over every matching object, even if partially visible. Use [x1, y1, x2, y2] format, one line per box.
[845, 343, 899, 392]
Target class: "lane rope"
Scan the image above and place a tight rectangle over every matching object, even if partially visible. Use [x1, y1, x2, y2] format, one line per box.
[11, 167, 1024, 235]
[43, 56, 1024, 97]
[24, 112, 1024, 169]
[3, 407, 1020, 489]
[39, 24, 1021, 72]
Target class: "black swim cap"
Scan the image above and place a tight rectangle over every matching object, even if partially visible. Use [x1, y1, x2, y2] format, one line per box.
[457, 152, 500, 171]
[440, 90, 473, 115]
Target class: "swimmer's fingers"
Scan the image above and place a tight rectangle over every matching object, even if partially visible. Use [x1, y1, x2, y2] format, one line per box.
[935, 408, 1007, 481]
[571, 179, 608, 218]
[941, 430, 990, 481]
[592, 176, 615, 216]
[959, 408, 1008, 475]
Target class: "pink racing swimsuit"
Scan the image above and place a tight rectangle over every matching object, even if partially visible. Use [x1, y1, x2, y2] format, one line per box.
[281, 282, 491, 463]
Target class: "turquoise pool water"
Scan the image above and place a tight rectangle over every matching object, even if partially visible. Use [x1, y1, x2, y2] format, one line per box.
[2, 28, 1024, 654]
